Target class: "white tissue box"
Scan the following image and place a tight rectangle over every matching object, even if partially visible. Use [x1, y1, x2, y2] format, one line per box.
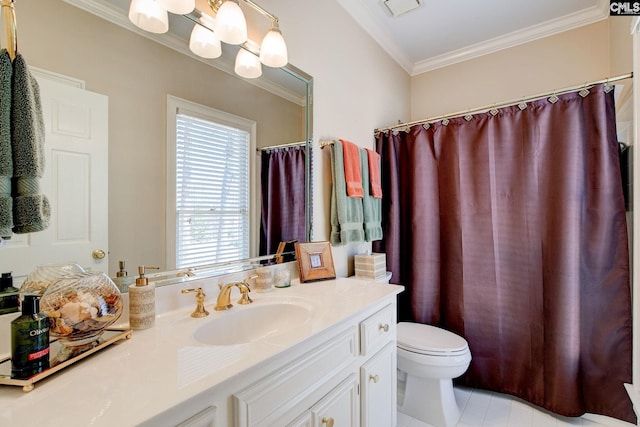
[355, 253, 387, 280]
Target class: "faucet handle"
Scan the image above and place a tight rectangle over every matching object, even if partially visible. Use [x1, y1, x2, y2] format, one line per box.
[181, 287, 209, 318]
[243, 275, 258, 288]
[236, 275, 256, 305]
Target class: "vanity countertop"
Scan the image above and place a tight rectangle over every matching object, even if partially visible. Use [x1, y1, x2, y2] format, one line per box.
[0, 277, 402, 426]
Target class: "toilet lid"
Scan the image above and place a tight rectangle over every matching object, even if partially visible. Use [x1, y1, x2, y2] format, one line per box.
[397, 322, 469, 354]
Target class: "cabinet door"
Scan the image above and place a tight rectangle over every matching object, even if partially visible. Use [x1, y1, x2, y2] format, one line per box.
[312, 374, 359, 427]
[360, 343, 396, 427]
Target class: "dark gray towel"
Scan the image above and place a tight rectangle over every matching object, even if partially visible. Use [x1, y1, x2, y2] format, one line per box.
[11, 53, 49, 234]
[0, 49, 12, 239]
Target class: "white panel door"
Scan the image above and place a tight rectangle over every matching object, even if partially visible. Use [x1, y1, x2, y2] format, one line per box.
[0, 75, 108, 282]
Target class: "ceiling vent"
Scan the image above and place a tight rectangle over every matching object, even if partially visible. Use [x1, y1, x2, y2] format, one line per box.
[383, 0, 421, 17]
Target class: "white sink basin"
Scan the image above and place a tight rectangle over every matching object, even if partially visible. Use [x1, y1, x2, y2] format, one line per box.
[193, 302, 312, 346]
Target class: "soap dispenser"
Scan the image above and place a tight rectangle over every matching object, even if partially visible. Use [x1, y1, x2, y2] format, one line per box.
[0, 272, 19, 315]
[112, 261, 134, 293]
[129, 266, 159, 330]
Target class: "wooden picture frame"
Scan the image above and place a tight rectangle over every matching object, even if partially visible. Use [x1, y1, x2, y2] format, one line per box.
[295, 241, 336, 283]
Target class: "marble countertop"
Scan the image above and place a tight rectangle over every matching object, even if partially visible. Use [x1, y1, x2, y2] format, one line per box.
[0, 277, 402, 426]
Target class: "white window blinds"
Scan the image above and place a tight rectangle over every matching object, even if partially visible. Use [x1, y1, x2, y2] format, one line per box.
[175, 112, 250, 268]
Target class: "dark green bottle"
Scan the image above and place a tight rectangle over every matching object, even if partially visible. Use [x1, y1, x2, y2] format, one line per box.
[11, 295, 50, 379]
[0, 272, 19, 315]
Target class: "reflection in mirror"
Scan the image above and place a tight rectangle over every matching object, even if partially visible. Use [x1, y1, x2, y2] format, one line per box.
[0, 0, 312, 286]
[259, 143, 306, 256]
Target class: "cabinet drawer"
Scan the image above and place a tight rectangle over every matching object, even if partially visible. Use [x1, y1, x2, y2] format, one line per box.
[360, 304, 394, 356]
[234, 327, 358, 427]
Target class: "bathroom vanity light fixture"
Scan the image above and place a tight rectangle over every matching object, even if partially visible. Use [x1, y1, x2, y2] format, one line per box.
[235, 46, 262, 78]
[189, 14, 221, 59]
[128, 0, 288, 78]
[128, 0, 169, 34]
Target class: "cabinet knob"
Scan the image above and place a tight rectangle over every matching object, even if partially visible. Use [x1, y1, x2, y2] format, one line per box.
[369, 374, 379, 383]
[92, 249, 106, 260]
[379, 323, 389, 332]
[322, 417, 334, 427]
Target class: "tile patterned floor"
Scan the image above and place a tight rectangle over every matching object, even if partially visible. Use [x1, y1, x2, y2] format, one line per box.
[397, 386, 635, 427]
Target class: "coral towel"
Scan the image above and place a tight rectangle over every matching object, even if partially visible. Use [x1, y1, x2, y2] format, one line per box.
[365, 148, 382, 199]
[339, 139, 364, 198]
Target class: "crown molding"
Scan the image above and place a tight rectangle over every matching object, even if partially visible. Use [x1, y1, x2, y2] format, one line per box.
[412, 0, 609, 75]
[335, 0, 415, 74]
[339, 0, 609, 77]
[62, 0, 306, 106]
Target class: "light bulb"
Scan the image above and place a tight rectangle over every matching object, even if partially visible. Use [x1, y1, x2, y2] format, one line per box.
[189, 18, 222, 59]
[215, 1, 247, 45]
[259, 28, 288, 68]
[128, 0, 169, 34]
[157, 0, 194, 15]
[234, 49, 262, 79]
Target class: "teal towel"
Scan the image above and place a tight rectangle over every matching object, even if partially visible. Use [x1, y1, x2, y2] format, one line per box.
[361, 148, 383, 242]
[0, 49, 12, 239]
[330, 140, 364, 246]
[11, 53, 50, 234]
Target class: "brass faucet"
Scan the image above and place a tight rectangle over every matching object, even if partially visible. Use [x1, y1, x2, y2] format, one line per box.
[214, 278, 254, 311]
[181, 288, 209, 318]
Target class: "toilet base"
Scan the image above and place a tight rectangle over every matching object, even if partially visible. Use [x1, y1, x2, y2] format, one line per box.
[398, 374, 461, 427]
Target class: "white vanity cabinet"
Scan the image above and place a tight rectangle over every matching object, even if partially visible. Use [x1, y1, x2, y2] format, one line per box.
[0, 278, 403, 427]
[233, 302, 397, 427]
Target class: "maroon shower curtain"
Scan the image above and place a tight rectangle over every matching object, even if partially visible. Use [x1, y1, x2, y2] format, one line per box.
[374, 85, 634, 422]
[259, 146, 306, 255]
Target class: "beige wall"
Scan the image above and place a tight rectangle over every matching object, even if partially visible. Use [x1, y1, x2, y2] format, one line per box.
[410, 18, 633, 122]
[15, 0, 304, 274]
[264, 0, 412, 276]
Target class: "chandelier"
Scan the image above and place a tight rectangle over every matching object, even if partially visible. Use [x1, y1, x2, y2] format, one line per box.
[127, 0, 288, 79]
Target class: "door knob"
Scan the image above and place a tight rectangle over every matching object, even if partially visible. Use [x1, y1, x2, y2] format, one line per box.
[322, 417, 334, 427]
[92, 249, 106, 260]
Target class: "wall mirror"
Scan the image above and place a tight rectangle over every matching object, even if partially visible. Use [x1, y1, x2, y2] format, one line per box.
[0, 0, 312, 287]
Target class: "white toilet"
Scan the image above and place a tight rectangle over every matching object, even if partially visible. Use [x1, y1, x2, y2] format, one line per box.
[397, 322, 472, 427]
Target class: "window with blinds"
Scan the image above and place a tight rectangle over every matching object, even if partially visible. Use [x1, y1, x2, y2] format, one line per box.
[175, 112, 251, 268]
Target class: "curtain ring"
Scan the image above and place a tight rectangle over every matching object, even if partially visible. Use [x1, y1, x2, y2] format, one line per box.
[579, 83, 590, 98]
[518, 98, 527, 110]
[604, 78, 614, 93]
[489, 105, 499, 116]
[464, 110, 473, 121]
[548, 91, 559, 104]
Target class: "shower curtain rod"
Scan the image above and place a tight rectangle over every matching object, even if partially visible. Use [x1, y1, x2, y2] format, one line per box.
[256, 140, 306, 152]
[374, 72, 633, 134]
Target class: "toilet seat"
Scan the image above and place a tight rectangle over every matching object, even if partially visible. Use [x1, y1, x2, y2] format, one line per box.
[397, 322, 469, 356]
